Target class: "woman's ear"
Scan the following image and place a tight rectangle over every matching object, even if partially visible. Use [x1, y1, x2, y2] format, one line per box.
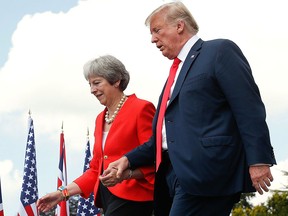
[114, 80, 121, 88]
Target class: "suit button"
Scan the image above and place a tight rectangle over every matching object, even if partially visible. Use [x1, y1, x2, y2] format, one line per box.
[104, 155, 108, 159]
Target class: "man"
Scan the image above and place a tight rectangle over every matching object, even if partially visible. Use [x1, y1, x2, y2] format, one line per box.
[100, 2, 276, 215]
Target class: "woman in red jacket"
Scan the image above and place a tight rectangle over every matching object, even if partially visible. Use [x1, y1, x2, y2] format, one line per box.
[37, 55, 156, 216]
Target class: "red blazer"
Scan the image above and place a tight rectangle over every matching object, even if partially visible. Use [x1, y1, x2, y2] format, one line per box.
[74, 94, 156, 206]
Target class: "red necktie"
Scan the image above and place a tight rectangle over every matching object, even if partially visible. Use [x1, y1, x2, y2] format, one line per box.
[156, 58, 181, 171]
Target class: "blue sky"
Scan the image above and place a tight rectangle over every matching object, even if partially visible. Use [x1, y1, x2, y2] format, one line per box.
[0, 0, 288, 215]
[0, 0, 79, 68]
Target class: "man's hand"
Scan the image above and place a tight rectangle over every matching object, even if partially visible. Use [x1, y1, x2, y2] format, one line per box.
[100, 156, 130, 187]
[249, 165, 273, 195]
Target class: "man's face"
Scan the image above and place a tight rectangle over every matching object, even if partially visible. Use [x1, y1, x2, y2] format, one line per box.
[149, 12, 181, 60]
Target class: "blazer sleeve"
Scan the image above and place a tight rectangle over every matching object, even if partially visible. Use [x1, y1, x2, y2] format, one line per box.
[214, 40, 275, 165]
[136, 101, 156, 184]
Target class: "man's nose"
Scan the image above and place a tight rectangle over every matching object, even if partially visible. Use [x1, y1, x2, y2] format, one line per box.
[151, 34, 157, 43]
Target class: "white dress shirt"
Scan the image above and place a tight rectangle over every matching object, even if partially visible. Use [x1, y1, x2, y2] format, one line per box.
[162, 35, 199, 150]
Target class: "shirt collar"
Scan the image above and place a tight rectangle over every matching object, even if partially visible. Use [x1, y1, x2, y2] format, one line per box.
[178, 35, 199, 62]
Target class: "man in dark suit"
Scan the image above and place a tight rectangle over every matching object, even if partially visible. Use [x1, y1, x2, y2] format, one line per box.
[100, 2, 276, 215]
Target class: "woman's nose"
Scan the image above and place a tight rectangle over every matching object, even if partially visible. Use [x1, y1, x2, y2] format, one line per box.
[90, 85, 97, 94]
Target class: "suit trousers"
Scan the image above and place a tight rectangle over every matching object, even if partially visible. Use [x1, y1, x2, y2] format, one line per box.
[154, 151, 241, 216]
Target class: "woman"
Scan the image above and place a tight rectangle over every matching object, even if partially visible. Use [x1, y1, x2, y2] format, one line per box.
[36, 55, 156, 216]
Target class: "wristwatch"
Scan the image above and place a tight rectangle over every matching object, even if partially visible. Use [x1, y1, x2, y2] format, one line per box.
[57, 186, 70, 201]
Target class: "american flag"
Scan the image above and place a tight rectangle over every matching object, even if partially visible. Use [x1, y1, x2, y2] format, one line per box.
[77, 135, 101, 216]
[0, 178, 4, 216]
[18, 116, 39, 216]
[56, 126, 69, 216]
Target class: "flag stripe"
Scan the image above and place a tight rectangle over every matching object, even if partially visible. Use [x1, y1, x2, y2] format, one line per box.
[24, 205, 35, 215]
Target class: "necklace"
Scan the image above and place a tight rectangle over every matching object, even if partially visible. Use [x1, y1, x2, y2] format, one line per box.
[105, 94, 126, 124]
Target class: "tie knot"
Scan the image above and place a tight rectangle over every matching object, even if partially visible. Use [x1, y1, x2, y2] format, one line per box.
[172, 57, 181, 67]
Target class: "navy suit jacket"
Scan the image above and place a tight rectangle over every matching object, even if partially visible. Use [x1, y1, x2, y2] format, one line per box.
[126, 38, 276, 196]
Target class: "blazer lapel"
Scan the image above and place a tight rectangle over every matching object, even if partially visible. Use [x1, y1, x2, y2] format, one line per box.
[169, 39, 203, 106]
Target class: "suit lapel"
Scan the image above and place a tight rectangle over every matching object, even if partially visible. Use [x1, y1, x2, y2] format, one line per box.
[168, 39, 203, 106]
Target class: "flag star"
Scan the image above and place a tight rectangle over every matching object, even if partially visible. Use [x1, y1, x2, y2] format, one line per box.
[24, 189, 30, 195]
[29, 132, 33, 138]
[27, 140, 32, 145]
[26, 181, 32, 187]
[23, 197, 29, 203]
[30, 167, 35, 172]
[26, 147, 31, 153]
[80, 212, 86, 216]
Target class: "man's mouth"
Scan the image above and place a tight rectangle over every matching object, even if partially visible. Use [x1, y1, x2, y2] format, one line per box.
[157, 44, 164, 51]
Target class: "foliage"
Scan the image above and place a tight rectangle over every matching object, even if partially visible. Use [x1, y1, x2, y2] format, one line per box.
[267, 192, 288, 216]
[233, 193, 255, 210]
[232, 191, 288, 216]
[232, 169, 288, 216]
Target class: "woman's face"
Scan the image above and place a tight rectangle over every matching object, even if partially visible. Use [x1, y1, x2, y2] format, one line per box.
[88, 76, 118, 107]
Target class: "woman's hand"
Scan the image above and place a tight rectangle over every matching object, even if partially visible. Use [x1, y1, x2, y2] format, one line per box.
[36, 190, 63, 212]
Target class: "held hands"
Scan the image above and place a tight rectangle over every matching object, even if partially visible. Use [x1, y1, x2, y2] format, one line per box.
[99, 156, 130, 187]
[249, 165, 274, 195]
[36, 190, 63, 212]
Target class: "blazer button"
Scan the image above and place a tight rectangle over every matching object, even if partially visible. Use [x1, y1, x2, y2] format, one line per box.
[104, 155, 108, 159]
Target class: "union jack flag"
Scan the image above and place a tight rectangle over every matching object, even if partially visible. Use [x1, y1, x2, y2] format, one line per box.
[77, 133, 101, 216]
[56, 124, 69, 216]
[18, 116, 39, 216]
[0, 178, 4, 216]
